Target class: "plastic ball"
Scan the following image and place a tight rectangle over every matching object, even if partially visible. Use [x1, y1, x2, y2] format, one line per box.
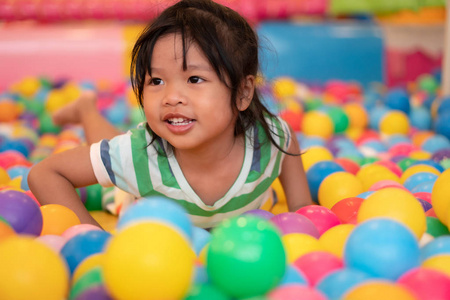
[319, 224, 355, 258]
[420, 236, 450, 261]
[426, 217, 449, 237]
[326, 105, 349, 133]
[184, 284, 230, 300]
[356, 164, 400, 191]
[343, 280, 419, 300]
[272, 77, 297, 100]
[316, 268, 373, 300]
[69, 267, 104, 300]
[103, 222, 195, 300]
[0, 189, 43, 235]
[269, 284, 327, 300]
[431, 168, 450, 225]
[403, 172, 438, 192]
[330, 197, 364, 224]
[410, 106, 432, 130]
[74, 285, 112, 300]
[270, 212, 319, 237]
[243, 209, 274, 220]
[72, 253, 105, 284]
[293, 251, 344, 286]
[306, 160, 344, 203]
[0, 99, 21, 122]
[282, 233, 324, 263]
[61, 223, 103, 240]
[117, 196, 192, 239]
[358, 188, 426, 239]
[40, 204, 81, 235]
[296, 205, 341, 236]
[279, 265, 308, 286]
[0, 221, 15, 240]
[318, 172, 364, 209]
[60, 230, 111, 275]
[191, 226, 211, 255]
[301, 146, 334, 171]
[0, 236, 69, 300]
[301, 111, 334, 139]
[369, 105, 389, 130]
[400, 164, 441, 184]
[343, 102, 368, 129]
[397, 267, 450, 300]
[344, 218, 420, 280]
[334, 157, 360, 175]
[421, 254, 450, 277]
[35, 234, 67, 252]
[383, 88, 411, 114]
[0, 166, 10, 185]
[207, 215, 286, 298]
[379, 110, 410, 136]
[434, 112, 450, 140]
[280, 109, 303, 132]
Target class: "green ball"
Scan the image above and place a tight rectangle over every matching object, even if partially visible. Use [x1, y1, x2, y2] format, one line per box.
[327, 106, 349, 133]
[426, 216, 450, 237]
[304, 98, 323, 112]
[84, 184, 103, 211]
[206, 215, 286, 299]
[418, 74, 439, 95]
[69, 267, 103, 300]
[38, 112, 60, 134]
[185, 284, 230, 300]
[397, 157, 417, 172]
[359, 156, 379, 166]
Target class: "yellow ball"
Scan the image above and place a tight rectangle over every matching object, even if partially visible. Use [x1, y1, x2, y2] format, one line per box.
[282, 233, 323, 263]
[0, 236, 69, 300]
[40, 204, 81, 236]
[356, 164, 400, 191]
[302, 111, 334, 139]
[409, 150, 431, 160]
[343, 280, 418, 300]
[301, 146, 334, 171]
[357, 188, 426, 239]
[344, 102, 368, 129]
[45, 90, 69, 113]
[421, 254, 450, 277]
[272, 77, 297, 100]
[431, 168, 450, 226]
[401, 164, 441, 184]
[103, 221, 196, 300]
[379, 111, 410, 136]
[319, 224, 355, 258]
[0, 167, 10, 186]
[72, 253, 104, 283]
[318, 172, 364, 209]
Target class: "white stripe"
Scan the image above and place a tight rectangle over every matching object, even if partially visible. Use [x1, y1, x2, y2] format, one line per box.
[113, 132, 140, 197]
[90, 141, 114, 187]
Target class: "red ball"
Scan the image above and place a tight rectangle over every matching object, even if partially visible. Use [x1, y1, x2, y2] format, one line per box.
[330, 197, 364, 224]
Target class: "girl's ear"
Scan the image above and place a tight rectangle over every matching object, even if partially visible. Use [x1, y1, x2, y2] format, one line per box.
[237, 75, 255, 111]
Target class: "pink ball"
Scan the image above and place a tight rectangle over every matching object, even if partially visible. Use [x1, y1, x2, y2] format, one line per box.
[397, 267, 450, 300]
[413, 192, 432, 203]
[293, 251, 344, 286]
[270, 212, 320, 238]
[61, 224, 103, 240]
[375, 160, 403, 177]
[368, 180, 407, 191]
[295, 205, 341, 236]
[269, 284, 327, 300]
[35, 234, 67, 252]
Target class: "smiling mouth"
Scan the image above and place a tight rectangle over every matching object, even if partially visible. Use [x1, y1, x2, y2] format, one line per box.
[166, 117, 195, 126]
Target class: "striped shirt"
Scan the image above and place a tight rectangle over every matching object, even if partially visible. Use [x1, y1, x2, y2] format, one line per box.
[90, 116, 291, 228]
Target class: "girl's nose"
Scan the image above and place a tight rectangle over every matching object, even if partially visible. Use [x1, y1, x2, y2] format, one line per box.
[163, 83, 186, 106]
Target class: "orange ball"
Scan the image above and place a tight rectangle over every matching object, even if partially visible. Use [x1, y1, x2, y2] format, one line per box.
[40, 204, 81, 236]
[0, 100, 21, 122]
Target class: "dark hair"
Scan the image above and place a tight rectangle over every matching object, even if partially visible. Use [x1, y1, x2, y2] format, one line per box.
[130, 0, 294, 155]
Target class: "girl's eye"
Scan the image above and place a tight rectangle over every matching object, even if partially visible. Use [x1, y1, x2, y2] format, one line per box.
[188, 76, 204, 84]
[149, 78, 163, 85]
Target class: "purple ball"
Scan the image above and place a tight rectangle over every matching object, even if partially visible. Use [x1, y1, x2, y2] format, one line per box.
[0, 190, 42, 235]
[416, 198, 433, 212]
[243, 209, 274, 220]
[75, 285, 112, 300]
[270, 212, 320, 238]
[431, 148, 450, 162]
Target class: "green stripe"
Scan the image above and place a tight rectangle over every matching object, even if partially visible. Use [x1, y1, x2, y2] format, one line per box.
[157, 152, 180, 189]
[130, 128, 153, 196]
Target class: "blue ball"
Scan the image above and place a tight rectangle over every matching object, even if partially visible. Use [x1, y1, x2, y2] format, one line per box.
[279, 265, 308, 286]
[117, 196, 193, 239]
[420, 236, 450, 261]
[410, 160, 444, 172]
[437, 97, 450, 116]
[386, 134, 411, 148]
[60, 230, 112, 274]
[422, 134, 450, 153]
[356, 191, 374, 199]
[306, 161, 344, 203]
[434, 112, 450, 140]
[316, 268, 373, 300]
[411, 180, 435, 193]
[344, 218, 420, 280]
[192, 226, 211, 255]
[383, 88, 410, 114]
[403, 172, 438, 192]
[369, 105, 389, 130]
[409, 106, 432, 130]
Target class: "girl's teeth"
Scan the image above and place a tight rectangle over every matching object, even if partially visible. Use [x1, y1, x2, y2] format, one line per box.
[169, 118, 192, 125]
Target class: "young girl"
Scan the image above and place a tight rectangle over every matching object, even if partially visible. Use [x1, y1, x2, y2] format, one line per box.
[28, 0, 312, 229]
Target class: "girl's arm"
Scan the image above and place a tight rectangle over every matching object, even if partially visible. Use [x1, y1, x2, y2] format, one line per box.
[278, 126, 313, 212]
[27, 145, 102, 227]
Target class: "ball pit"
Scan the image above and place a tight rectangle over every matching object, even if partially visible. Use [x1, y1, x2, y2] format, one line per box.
[0, 73, 450, 299]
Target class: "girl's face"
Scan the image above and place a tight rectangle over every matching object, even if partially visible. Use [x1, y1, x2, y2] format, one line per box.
[142, 33, 239, 153]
